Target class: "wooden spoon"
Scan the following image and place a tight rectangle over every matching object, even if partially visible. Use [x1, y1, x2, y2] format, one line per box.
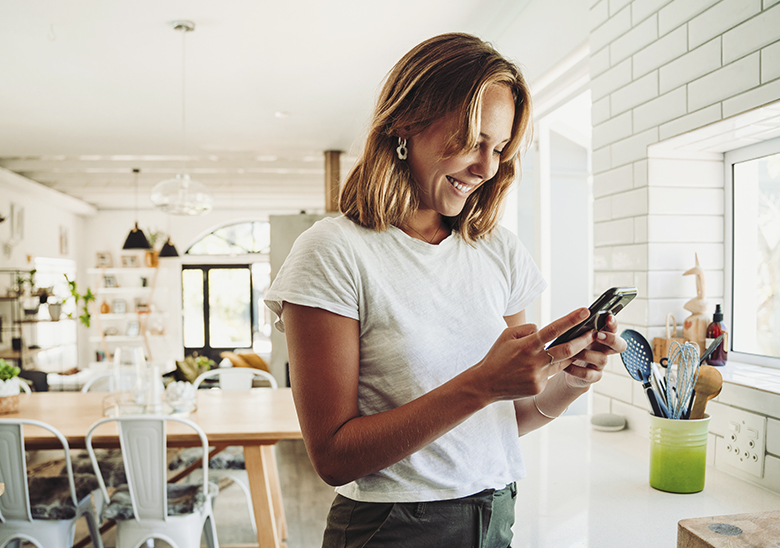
[689, 365, 723, 420]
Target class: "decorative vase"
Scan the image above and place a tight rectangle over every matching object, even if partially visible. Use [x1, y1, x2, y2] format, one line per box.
[48, 303, 63, 321]
[145, 250, 159, 268]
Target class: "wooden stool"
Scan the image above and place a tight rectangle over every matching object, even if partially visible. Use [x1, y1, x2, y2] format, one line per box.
[678, 511, 780, 547]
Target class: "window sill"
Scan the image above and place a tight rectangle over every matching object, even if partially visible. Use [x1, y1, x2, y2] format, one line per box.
[720, 360, 780, 396]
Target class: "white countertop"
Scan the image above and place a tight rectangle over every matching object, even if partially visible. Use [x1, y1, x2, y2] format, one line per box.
[513, 415, 780, 547]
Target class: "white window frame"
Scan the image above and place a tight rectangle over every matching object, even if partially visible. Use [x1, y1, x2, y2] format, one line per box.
[724, 136, 780, 368]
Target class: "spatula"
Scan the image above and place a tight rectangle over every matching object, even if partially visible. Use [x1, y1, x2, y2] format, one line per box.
[620, 329, 667, 418]
[688, 365, 723, 420]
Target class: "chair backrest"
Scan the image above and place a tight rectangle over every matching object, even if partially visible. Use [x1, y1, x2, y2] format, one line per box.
[0, 418, 77, 522]
[85, 415, 210, 522]
[18, 380, 31, 394]
[193, 367, 278, 391]
[81, 368, 139, 393]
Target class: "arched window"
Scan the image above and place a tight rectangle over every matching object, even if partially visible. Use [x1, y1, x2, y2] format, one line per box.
[186, 221, 270, 255]
[181, 221, 273, 365]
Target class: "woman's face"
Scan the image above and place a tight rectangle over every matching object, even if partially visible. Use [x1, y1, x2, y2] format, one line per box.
[406, 84, 515, 218]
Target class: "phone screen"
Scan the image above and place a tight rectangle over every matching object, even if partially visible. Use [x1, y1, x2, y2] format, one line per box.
[546, 287, 637, 348]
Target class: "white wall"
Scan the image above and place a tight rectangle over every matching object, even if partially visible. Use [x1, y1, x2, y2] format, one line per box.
[588, 0, 780, 494]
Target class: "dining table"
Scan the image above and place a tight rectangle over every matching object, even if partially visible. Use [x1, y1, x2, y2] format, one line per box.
[8, 387, 302, 548]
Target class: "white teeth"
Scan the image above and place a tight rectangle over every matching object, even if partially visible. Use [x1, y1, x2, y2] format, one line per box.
[447, 176, 471, 193]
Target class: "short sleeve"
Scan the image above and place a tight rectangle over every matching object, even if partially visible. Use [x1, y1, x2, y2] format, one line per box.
[501, 228, 546, 316]
[264, 219, 360, 332]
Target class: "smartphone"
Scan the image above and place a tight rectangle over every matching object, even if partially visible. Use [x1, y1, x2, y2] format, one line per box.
[546, 287, 637, 348]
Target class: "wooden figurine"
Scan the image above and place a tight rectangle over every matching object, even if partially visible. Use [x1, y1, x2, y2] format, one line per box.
[682, 253, 709, 354]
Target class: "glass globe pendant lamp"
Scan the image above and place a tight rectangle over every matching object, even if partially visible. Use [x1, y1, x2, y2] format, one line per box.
[151, 173, 213, 215]
[150, 20, 213, 216]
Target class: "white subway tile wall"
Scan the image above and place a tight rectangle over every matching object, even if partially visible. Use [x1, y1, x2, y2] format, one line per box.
[688, 0, 761, 50]
[588, 0, 780, 494]
[722, 3, 780, 64]
[762, 41, 780, 82]
[659, 38, 721, 94]
[633, 25, 687, 78]
[609, 13, 658, 65]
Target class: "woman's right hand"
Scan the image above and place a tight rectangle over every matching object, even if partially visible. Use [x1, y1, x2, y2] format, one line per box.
[472, 307, 595, 403]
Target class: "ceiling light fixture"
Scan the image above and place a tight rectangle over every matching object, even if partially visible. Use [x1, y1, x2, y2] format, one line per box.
[123, 168, 151, 250]
[158, 237, 179, 257]
[151, 20, 213, 216]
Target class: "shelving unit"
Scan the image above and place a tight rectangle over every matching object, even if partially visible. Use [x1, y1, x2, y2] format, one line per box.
[0, 269, 76, 375]
[87, 266, 172, 367]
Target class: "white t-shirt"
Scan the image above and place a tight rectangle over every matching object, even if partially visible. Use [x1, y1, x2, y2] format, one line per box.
[264, 215, 546, 503]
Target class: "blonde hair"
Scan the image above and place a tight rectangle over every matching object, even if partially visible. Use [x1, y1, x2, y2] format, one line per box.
[340, 32, 533, 243]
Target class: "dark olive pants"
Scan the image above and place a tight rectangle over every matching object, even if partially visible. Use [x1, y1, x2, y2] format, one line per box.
[322, 483, 516, 548]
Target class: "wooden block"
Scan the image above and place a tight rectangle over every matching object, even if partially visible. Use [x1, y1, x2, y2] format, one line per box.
[678, 511, 780, 547]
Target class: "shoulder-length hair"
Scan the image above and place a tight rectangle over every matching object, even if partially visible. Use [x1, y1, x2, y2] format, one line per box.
[340, 32, 533, 243]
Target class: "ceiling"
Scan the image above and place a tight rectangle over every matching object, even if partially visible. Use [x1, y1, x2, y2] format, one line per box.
[0, 0, 588, 214]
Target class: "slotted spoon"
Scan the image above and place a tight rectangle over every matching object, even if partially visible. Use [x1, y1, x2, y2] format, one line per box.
[620, 329, 667, 418]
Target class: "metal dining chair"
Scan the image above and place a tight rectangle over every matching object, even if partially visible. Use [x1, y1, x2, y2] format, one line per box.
[86, 415, 219, 548]
[0, 418, 104, 548]
[176, 367, 278, 536]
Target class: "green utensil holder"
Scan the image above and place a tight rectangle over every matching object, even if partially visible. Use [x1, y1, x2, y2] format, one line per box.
[649, 414, 710, 493]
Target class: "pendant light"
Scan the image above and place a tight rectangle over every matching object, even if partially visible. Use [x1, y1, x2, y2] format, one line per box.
[158, 237, 179, 257]
[123, 168, 151, 250]
[150, 20, 214, 216]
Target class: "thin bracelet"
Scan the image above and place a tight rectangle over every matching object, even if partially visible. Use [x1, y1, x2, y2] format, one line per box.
[533, 395, 567, 420]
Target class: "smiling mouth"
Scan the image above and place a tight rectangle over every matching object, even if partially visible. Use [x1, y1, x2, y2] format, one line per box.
[447, 176, 473, 194]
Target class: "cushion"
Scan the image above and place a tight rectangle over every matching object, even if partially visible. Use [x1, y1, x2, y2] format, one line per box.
[67, 449, 127, 488]
[168, 446, 245, 471]
[29, 474, 99, 520]
[103, 481, 219, 520]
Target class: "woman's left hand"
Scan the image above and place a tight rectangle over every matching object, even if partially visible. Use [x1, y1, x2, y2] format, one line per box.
[563, 314, 626, 388]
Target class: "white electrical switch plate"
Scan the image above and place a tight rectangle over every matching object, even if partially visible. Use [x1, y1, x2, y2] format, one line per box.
[722, 407, 767, 478]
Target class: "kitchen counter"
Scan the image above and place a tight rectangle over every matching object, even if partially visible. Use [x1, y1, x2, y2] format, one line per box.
[513, 415, 780, 547]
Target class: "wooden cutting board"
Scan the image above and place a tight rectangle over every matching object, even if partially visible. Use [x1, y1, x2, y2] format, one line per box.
[678, 511, 780, 547]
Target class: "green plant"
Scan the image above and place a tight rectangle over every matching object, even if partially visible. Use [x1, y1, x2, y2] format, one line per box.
[172, 353, 216, 383]
[0, 358, 20, 381]
[64, 274, 95, 327]
[147, 229, 163, 250]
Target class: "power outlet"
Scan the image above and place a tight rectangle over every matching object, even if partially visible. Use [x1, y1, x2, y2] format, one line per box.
[722, 407, 767, 478]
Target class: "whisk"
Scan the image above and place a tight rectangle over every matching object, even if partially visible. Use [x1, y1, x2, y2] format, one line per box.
[665, 341, 701, 420]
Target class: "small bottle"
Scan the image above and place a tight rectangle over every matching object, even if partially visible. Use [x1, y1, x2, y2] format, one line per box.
[705, 304, 728, 366]
[100, 300, 110, 314]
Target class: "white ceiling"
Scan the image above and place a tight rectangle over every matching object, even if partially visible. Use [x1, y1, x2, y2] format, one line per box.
[0, 0, 589, 213]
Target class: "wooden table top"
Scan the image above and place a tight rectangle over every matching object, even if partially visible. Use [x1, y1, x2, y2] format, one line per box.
[4, 388, 302, 450]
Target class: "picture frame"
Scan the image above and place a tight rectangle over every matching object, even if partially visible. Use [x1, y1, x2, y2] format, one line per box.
[96, 251, 113, 268]
[126, 320, 140, 337]
[103, 275, 118, 288]
[112, 299, 127, 314]
[121, 254, 139, 268]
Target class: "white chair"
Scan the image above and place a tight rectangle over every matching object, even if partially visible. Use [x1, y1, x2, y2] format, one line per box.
[193, 367, 278, 391]
[18, 380, 31, 394]
[184, 368, 277, 536]
[80, 369, 138, 393]
[86, 415, 219, 548]
[0, 418, 104, 548]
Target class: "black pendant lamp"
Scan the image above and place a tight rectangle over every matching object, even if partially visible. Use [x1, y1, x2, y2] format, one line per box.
[158, 237, 179, 257]
[123, 168, 151, 250]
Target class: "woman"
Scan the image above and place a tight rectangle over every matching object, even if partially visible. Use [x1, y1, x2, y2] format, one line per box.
[265, 33, 626, 547]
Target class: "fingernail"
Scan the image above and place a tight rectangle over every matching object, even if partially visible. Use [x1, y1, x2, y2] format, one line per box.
[597, 332, 607, 340]
[580, 309, 589, 318]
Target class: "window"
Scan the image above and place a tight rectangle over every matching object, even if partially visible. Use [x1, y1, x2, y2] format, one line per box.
[182, 221, 273, 362]
[726, 137, 780, 367]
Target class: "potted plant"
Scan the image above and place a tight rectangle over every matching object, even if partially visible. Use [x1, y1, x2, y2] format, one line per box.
[64, 275, 96, 327]
[0, 358, 22, 414]
[145, 229, 162, 267]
